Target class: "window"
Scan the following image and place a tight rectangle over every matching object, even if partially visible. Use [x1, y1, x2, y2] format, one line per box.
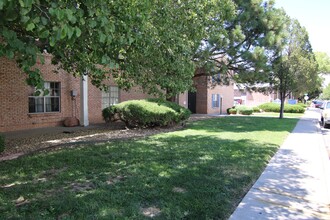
[212, 94, 220, 108]
[102, 86, 119, 109]
[29, 82, 60, 113]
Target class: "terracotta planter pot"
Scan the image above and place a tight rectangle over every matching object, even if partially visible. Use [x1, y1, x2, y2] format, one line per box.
[63, 117, 80, 127]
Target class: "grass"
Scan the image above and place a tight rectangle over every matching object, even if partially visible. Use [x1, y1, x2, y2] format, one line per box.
[0, 116, 298, 219]
[254, 112, 304, 118]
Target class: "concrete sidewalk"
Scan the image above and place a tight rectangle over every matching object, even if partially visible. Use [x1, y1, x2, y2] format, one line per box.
[229, 110, 330, 220]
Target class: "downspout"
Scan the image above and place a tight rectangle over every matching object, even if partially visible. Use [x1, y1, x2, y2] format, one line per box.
[80, 74, 89, 126]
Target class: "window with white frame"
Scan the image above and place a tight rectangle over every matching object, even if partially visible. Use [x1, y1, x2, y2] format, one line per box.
[212, 94, 220, 108]
[29, 82, 60, 113]
[102, 86, 119, 109]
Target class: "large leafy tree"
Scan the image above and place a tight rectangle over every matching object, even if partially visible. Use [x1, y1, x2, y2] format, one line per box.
[114, 0, 235, 99]
[0, 0, 292, 100]
[271, 18, 319, 118]
[0, 1, 155, 91]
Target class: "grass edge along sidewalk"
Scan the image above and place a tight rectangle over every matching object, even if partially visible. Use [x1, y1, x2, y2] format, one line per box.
[0, 116, 298, 219]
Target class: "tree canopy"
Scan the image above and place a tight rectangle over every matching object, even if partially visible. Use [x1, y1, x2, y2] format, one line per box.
[194, 0, 286, 85]
[0, 0, 321, 102]
[315, 51, 330, 74]
[0, 0, 289, 98]
[270, 17, 319, 118]
[0, 0, 158, 90]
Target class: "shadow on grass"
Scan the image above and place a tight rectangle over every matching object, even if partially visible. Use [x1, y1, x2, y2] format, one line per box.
[0, 134, 282, 219]
[0, 115, 304, 219]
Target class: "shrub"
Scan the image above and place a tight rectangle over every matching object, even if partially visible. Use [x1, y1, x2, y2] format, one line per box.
[0, 134, 5, 154]
[102, 105, 119, 122]
[240, 109, 253, 115]
[102, 98, 191, 128]
[229, 108, 237, 114]
[258, 103, 281, 112]
[235, 105, 253, 115]
[253, 106, 261, 113]
[296, 102, 307, 108]
[258, 103, 305, 113]
[284, 104, 305, 113]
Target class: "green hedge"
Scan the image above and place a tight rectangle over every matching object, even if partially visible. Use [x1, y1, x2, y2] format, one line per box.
[258, 103, 305, 113]
[0, 134, 5, 154]
[229, 108, 237, 114]
[102, 98, 191, 128]
[235, 105, 253, 115]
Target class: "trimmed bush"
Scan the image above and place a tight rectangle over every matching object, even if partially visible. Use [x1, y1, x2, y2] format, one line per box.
[296, 102, 307, 108]
[226, 107, 232, 115]
[253, 106, 261, 113]
[0, 134, 5, 154]
[258, 103, 305, 113]
[102, 98, 191, 128]
[235, 105, 253, 115]
[229, 108, 237, 114]
[240, 109, 253, 115]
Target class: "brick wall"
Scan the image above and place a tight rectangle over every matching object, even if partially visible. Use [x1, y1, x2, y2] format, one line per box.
[0, 56, 153, 132]
[245, 91, 273, 106]
[193, 76, 234, 114]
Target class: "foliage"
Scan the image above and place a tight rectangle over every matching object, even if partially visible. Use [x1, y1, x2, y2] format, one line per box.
[240, 109, 253, 115]
[0, 116, 298, 219]
[227, 107, 234, 114]
[270, 17, 319, 118]
[258, 103, 305, 113]
[296, 102, 307, 108]
[115, 1, 235, 98]
[102, 106, 118, 123]
[229, 108, 237, 114]
[321, 83, 330, 100]
[102, 99, 191, 128]
[0, 1, 156, 89]
[253, 106, 261, 113]
[194, 0, 286, 86]
[0, 0, 291, 99]
[0, 134, 5, 153]
[315, 52, 330, 74]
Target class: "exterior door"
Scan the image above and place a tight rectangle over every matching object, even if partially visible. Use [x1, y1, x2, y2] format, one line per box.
[188, 92, 196, 113]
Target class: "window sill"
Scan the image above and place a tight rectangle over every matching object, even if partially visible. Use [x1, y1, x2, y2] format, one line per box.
[28, 112, 61, 118]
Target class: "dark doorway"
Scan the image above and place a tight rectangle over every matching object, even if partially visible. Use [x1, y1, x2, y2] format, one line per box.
[188, 92, 197, 113]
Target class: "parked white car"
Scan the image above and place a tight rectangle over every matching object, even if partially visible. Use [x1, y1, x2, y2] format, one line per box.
[320, 101, 330, 128]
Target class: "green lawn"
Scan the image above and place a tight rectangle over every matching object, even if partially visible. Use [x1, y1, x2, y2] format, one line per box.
[254, 112, 304, 118]
[0, 116, 298, 219]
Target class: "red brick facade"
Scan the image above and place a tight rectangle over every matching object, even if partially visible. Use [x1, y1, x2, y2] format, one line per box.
[192, 75, 234, 114]
[0, 55, 154, 132]
[1, 55, 236, 132]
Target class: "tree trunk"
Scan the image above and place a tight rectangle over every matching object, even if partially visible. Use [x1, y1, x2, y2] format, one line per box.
[279, 91, 285, 119]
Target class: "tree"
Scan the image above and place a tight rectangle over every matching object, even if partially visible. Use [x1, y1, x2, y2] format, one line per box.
[0, 1, 154, 91]
[271, 18, 319, 118]
[114, 0, 236, 99]
[193, 0, 286, 85]
[0, 0, 291, 100]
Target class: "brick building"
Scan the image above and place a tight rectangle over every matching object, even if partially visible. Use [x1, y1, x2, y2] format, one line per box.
[0, 55, 234, 132]
[0, 55, 161, 132]
[188, 73, 234, 115]
[233, 84, 275, 106]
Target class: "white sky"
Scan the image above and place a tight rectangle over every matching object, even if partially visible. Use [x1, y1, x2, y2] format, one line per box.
[275, 0, 330, 56]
